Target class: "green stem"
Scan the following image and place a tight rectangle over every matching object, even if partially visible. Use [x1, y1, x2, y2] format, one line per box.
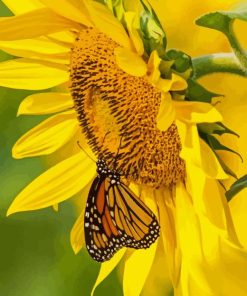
[192, 53, 247, 79]
[227, 22, 247, 71]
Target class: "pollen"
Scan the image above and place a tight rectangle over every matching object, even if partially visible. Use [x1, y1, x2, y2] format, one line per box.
[70, 28, 185, 188]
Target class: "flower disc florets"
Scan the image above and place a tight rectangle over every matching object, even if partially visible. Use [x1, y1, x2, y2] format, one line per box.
[70, 28, 185, 188]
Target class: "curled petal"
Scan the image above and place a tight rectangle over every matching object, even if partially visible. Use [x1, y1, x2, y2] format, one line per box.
[147, 50, 161, 84]
[115, 47, 147, 77]
[156, 92, 176, 132]
[7, 152, 96, 216]
[156, 73, 187, 92]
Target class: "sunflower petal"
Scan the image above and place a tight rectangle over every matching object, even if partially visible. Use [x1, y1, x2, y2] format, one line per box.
[7, 152, 96, 216]
[124, 12, 144, 55]
[13, 112, 78, 159]
[83, 0, 131, 49]
[155, 188, 181, 286]
[230, 191, 247, 247]
[0, 58, 69, 90]
[123, 189, 158, 296]
[2, 0, 44, 14]
[200, 138, 228, 179]
[53, 204, 59, 212]
[0, 37, 70, 55]
[0, 8, 78, 41]
[115, 47, 147, 77]
[91, 249, 126, 296]
[147, 50, 161, 84]
[39, 0, 92, 26]
[156, 73, 187, 92]
[175, 181, 247, 296]
[70, 210, 85, 254]
[174, 101, 223, 123]
[18, 92, 73, 115]
[156, 92, 176, 131]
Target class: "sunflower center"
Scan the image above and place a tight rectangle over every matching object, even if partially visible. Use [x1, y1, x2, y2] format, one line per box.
[70, 28, 185, 188]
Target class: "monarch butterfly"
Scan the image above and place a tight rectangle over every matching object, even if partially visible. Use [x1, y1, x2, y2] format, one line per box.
[84, 158, 160, 262]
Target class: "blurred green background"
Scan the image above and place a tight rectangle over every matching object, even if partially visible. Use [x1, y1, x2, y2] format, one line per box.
[0, 1, 123, 295]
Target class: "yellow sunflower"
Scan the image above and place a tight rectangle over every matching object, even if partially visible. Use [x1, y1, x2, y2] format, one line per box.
[1, 0, 247, 295]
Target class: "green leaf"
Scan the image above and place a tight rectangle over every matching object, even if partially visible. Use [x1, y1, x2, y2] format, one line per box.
[207, 134, 243, 162]
[163, 49, 192, 74]
[226, 174, 247, 201]
[140, 0, 167, 56]
[198, 122, 239, 137]
[186, 79, 221, 103]
[196, 12, 232, 35]
[216, 154, 238, 179]
[196, 5, 247, 70]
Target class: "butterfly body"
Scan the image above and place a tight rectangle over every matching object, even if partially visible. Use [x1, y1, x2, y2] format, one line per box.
[84, 159, 160, 262]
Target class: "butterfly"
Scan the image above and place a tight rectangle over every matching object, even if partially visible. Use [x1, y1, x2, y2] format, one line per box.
[84, 158, 160, 262]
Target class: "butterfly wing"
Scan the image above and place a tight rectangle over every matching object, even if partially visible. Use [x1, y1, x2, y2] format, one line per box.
[105, 180, 160, 249]
[84, 176, 160, 262]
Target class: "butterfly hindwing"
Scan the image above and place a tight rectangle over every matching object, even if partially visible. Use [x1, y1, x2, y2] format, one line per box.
[106, 181, 159, 249]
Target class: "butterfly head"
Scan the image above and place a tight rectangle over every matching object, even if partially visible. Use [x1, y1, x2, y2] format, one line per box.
[96, 158, 121, 183]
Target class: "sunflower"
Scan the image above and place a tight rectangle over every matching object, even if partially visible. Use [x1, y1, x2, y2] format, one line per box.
[1, 0, 247, 295]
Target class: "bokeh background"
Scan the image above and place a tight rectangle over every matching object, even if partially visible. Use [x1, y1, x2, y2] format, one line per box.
[1, 0, 247, 295]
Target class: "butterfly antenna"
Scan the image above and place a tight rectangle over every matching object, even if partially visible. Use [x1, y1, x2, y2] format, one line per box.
[77, 141, 96, 163]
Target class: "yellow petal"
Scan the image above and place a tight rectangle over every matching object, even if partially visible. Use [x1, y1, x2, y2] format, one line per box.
[70, 210, 85, 254]
[13, 112, 78, 159]
[0, 37, 70, 58]
[175, 182, 247, 296]
[230, 191, 247, 247]
[47, 31, 76, 45]
[177, 120, 227, 180]
[7, 152, 96, 215]
[53, 204, 59, 212]
[155, 188, 181, 286]
[0, 8, 79, 41]
[115, 47, 147, 77]
[18, 92, 73, 115]
[124, 12, 144, 55]
[2, 0, 44, 14]
[200, 138, 228, 180]
[176, 119, 201, 166]
[83, 0, 131, 49]
[156, 92, 176, 131]
[174, 101, 223, 123]
[123, 189, 158, 296]
[0, 58, 69, 90]
[91, 249, 126, 296]
[156, 73, 187, 92]
[170, 73, 188, 91]
[39, 0, 93, 26]
[0, 47, 70, 65]
[147, 50, 161, 84]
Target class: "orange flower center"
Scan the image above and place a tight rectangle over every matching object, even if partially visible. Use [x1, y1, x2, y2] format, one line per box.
[70, 28, 185, 188]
